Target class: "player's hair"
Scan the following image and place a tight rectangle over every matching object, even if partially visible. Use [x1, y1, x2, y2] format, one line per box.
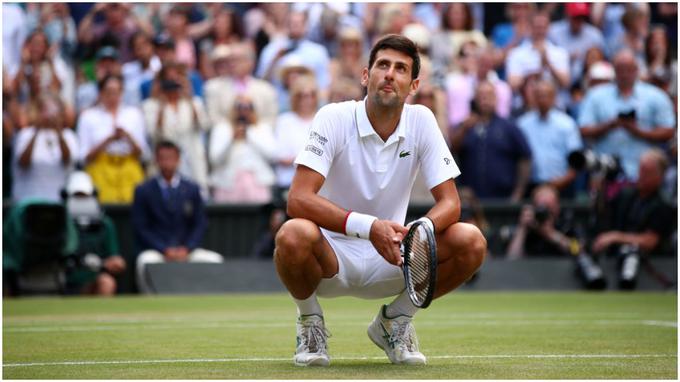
[155, 140, 181, 156]
[368, 34, 421, 80]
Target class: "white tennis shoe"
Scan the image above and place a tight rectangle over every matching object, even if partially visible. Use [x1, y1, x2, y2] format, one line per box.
[294, 314, 330, 366]
[367, 305, 427, 365]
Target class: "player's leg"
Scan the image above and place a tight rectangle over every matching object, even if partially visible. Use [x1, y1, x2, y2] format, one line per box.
[274, 218, 337, 367]
[274, 218, 338, 299]
[433, 222, 487, 298]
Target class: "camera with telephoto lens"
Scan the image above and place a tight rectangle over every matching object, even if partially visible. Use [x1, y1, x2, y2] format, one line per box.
[618, 109, 636, 120]
[618, 244, 640, 290]
[568, 150, 622, 180]
[533, 205, 551, 225]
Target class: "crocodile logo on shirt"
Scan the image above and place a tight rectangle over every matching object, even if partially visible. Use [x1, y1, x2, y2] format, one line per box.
[399, 150, 411, 158]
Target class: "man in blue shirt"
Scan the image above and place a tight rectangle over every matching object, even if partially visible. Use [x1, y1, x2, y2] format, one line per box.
[450, 81, 532, 201]
[578, 49, 675, 181]
[131, 140, 222, 294]
[517, 79, 583, 197]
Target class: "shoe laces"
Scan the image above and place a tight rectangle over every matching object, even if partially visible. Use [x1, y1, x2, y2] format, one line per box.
[388, 317, 419, 352]
[298, 317, 331, 353]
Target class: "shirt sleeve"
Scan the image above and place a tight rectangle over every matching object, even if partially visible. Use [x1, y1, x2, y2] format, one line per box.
[564, 115, 584, 152]
[416, 106, 461, 189]
[294, 104, 340, 178]
[652, 90, 676, 129]
[577, 89, 599, 127]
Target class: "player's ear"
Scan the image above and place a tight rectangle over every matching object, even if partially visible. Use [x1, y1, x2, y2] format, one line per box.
[360, 67, 369, 87]
[408, 78, 420, 97]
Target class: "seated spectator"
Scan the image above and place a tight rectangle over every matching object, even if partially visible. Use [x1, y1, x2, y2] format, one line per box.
[252, 204, 287, 259]
[121, 31, 161, 106]
[12, 92, 78, 203]
[548, 3, 605, 86]
[142, 63, 210, 195]
[132, 140, 223, 294]
[446, 44, 512, 128]
[77, 74, 150, 203]
[644, 26, 675, 95]
[140, 35, 203, 100]
[209, 95, 276, 203]
[204, 42, 278, 126]
[430, 3, 487, 79]
[62, 171, 126, 296]
[506, 11, 570, 107]
[517, 80, 583, 197]
[578, 50, 675, 182]
[327, 77, 364, 103]
[76, 46, 123, 113]
[407, 56, 448, 140]
[591, 148, 675, 289]
[450, 81, 532, 202]
[273, 75, 319, 198]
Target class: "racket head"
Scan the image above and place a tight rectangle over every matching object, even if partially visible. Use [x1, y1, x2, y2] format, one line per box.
[402, 220, 437, 308]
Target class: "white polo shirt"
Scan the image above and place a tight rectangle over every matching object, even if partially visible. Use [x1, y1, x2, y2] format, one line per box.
[295, 99, 459, 233]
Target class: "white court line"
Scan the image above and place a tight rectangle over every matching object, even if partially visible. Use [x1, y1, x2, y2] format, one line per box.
[3, 354, 676, 368]
[4, 320, 677, 333]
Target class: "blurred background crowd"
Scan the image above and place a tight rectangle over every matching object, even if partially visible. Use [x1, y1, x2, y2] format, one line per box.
[2, 2, 677, 295]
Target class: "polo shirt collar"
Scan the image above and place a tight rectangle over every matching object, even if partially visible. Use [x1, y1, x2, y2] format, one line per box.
[356, 97, 407, 143]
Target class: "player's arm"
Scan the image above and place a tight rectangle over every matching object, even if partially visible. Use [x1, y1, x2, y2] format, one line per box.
[288, 165, 407, 266]
[423, 179, 461, 233]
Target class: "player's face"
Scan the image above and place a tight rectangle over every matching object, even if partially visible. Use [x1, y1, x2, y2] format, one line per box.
[362, 48, 419, 108]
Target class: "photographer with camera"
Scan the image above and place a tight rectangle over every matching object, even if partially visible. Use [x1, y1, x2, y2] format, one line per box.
[506, 184, 606, 288]
[578, 49, 675, 182]
[591, 148, 675, 290]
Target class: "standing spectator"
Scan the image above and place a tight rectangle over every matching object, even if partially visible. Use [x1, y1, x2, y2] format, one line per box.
[63, 171, 126, 296]
[121, 32, 161, 107]
[133, 140, 222, 294]
[3, 3, 28, 81]
[142, 64, 210, 195]
[12, 30, 64, 103]
[209, 95, 276, 203]
[77, 3, 145, 63]
[140, 35, 203, 100]
[163, 6, 197, 70]
[25, 4, 77, 64]
[197, 8, 243, 80]
[256, 10, 330, 100]
[430, 3, 488, 79]
[517, 80, 583, 196]
[328, 27, 366, 85]
[204, 42, 278, 126]
[578, 50, 676, 181]
[506, 12, 570, 97]
[76, 46, 123, 113]
[446, 45, 512, 128]
[12, 92, 78, 203]
[491, 3, 534, 75]
[548, 3, 605, 86]
[77, 75, 149, 203]
[273, 75, 319, 197]
[451, 81, 532, 201]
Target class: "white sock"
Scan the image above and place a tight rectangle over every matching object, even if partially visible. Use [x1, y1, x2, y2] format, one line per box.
[385, 290, 419, 318]
[293, 292, 323, 317]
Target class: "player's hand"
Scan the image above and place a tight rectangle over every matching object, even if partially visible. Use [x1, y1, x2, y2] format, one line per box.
[103, 255, 126, 274]
[369, 220, 408, 267]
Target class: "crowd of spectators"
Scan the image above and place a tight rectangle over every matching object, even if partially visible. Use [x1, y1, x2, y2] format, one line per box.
[2, 3, 677, 292]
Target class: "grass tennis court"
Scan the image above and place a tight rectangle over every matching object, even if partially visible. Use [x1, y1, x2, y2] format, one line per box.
[3, 292, 677, 379]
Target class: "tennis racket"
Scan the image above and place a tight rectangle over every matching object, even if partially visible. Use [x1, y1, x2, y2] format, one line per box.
[401, 220, 437, 308]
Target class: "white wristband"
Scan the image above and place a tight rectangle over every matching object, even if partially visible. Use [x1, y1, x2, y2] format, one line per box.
[345, 212, 378, 239]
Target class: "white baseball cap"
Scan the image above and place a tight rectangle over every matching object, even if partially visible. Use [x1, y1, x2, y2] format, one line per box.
[65, 171, 95, 196]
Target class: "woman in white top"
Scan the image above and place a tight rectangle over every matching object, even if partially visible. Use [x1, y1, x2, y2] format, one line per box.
[209, 95, 276, 203]
[142, 62, 210, 194]
[273, 75, 319, 193]
[12, 92, 78, 202]
[77, 74, 150, 203]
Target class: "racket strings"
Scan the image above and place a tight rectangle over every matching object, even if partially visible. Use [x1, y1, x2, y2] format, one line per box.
[408, 228, 433, 302]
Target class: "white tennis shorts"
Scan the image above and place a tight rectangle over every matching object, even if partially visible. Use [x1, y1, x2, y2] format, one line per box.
[316, 228, 405, 299]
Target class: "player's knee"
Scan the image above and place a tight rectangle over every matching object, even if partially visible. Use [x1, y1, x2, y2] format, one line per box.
[275, 219, 318, 260]
[96, 273, 117, 296]
[461, 223, 487, 268]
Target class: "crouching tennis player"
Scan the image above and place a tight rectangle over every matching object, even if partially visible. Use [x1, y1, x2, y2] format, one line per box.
[274, 34, 486, 366]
